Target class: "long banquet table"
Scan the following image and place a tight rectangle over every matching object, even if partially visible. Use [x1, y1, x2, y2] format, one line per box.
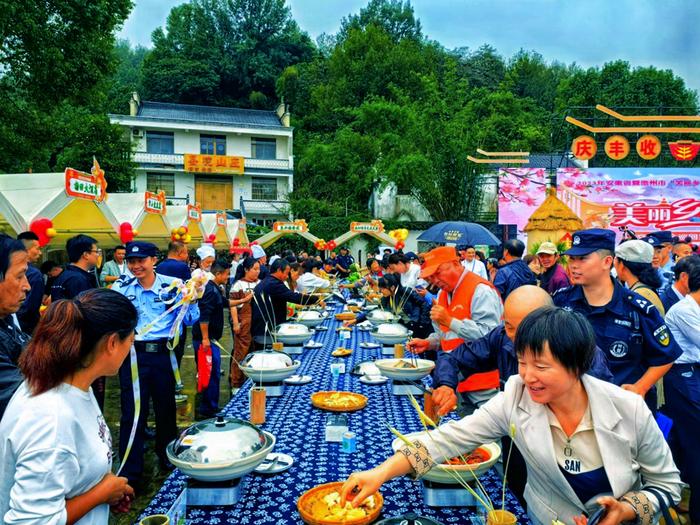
[136, 300, 530, 524]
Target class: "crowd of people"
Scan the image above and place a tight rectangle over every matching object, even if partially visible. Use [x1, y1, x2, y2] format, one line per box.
[0, 226, 698, 524]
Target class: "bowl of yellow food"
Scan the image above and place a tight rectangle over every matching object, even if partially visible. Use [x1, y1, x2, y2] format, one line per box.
[297, 482, 382, 525]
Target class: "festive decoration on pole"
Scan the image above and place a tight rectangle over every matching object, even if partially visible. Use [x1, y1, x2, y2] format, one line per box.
[29, 218, 56, 247]
[669, 140, 700, 161]
[604, 135, 630, 160]
[635, 135, 661, 160]
[171, 225, 191, 244]
[314, 239, 327, 250]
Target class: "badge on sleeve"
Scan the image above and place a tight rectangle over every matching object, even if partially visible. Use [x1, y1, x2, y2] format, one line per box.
[653, 325, 671, 346]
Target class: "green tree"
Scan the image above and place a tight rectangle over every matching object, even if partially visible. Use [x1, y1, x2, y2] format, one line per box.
[338, 0, 422, 42]
[141, 0, 315, 107]
[106, 40, 149, 114]
[453, 44, 506, 91]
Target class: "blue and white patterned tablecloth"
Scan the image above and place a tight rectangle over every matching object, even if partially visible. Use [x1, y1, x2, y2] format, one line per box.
[136, 302, 530, 524]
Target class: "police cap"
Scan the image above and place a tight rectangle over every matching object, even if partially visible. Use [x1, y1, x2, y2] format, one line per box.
[564, 228, 616, 256]
[125, 241, 158, 259]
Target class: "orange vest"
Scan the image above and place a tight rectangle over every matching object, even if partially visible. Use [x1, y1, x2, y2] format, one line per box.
[438, 272, 500, 392]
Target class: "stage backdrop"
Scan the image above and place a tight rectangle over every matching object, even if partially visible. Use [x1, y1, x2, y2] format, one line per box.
[557, 167, 700, 242]
[497, 168, 548, 238]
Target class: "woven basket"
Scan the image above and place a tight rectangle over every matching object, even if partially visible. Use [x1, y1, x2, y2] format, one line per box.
[310, 391, 368, 412]
[297, 482, 383, 525]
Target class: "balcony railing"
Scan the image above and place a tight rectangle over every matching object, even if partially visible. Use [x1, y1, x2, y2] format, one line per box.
[133, 152, 290, 171]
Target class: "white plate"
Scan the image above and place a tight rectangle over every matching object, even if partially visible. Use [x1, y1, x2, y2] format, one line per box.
[284, 375, 313, 385]
[359, 342, 381, 349]
[360, 375, 388, 385]
[314, 326, 329, 331]
[304, 341, 324, 349]
[254, 453, 294, 474]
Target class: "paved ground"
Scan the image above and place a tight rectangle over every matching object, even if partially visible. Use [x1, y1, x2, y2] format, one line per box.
[106, 331, 235, 525]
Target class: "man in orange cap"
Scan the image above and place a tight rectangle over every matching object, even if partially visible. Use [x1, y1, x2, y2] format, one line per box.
[408, 246, 503, 408]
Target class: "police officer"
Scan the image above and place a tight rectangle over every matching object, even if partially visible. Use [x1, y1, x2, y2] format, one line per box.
[113, 241, 199, 488]
[553, 229, 682, 411]
[336, 246, 355, 279]
[642, 230, 675, 287]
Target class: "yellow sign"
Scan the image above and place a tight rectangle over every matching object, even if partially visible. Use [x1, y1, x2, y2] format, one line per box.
[604, 135, 630, 160]
[272, 219, 308, 233]
[350, 220, 384, 233]
[636, 135, 661, 160]
[184, 154, 244, 175]
[571, 135, 597, 161]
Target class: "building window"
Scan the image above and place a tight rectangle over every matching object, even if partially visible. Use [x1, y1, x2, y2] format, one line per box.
[251, 137, 276, 160]
[146, 173, 175, 196]
[146, 131, 174, 154]
[200, 135, 226, 155]
[251, 177, 277, 200]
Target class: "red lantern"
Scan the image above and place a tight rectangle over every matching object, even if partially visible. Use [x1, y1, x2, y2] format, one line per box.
[326, 240, 337, 251]
[120, 222, 134, 244]
[29, 218, 55, 247]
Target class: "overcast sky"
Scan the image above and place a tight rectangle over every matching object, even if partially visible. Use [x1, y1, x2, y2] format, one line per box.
[118, 0, 700, 95]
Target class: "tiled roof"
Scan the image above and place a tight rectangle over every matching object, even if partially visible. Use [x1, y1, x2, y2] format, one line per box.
[135, 101, 284, 128]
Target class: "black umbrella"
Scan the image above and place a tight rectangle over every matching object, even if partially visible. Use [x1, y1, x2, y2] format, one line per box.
[417, 221, 500, 246]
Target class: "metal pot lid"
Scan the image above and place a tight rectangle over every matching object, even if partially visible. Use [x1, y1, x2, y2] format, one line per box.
[242, 351, 293, 369]
[276, 322, 311, 334]
[375, 513, 444, 525]
[374, 323, 408, 335]
[172, 415, 267, 464]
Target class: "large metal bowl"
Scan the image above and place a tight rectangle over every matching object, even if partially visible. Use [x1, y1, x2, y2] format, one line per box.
[391, 436, 501, 482]
[370, 323, 412, 345]
[367, 309, 398, 326]
[167, 416, 276, 482]
[272, 323, 314, 345]
[295, 310, 328, 328]
[239, 351, 301, 383]
[375, 358, 435, 380]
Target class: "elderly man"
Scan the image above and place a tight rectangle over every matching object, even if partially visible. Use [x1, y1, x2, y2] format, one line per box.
[0, 234, 31, 421]
[458, 245, 488, 280]
[536, 241, 569, 295]
[407, 246, 503, 407]
[659, 255, 700, 313]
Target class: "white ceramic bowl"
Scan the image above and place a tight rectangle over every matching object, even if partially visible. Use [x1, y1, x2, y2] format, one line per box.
[375, 358, 435, 380]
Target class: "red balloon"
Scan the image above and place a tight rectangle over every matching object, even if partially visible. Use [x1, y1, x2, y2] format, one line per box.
[120, 222, 134, 244]
[29, 218, 54, 247]
[233, 238, 241, 246]
[207, 233, 216, 243]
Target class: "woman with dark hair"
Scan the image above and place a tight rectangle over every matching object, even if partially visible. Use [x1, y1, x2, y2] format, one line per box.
[341, 307, 681, 525]
[286, 261, 301, 290]
[0, 288, 138, 524]
[229, 257, 260, 390]
[614, 240, 665, 315]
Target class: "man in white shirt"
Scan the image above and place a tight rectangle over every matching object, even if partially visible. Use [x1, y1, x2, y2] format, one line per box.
[458, 245, 488, 280]
[388, 253, 421, 288]
[663, 259, 700, 522]
[296, 259, 331, 292]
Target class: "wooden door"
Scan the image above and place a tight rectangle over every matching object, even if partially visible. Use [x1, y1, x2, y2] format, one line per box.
[195, 178, 233, 210]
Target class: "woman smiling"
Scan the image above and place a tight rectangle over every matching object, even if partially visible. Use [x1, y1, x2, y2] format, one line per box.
[341, 307, 681, 525]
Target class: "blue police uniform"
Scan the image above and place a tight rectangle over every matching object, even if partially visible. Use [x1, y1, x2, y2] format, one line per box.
[643, 230, 675, 287]
[553, 229, 682, 411]
[113, 242, 199, 484]
[336, 251, 355, 277]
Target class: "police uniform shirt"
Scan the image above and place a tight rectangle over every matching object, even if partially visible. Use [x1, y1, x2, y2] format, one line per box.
[553, 279, 682, 386]
[112, 273, 200, 341]
[336, 254, 355, 272]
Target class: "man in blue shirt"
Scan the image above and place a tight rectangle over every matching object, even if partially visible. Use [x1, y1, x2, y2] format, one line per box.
[156, 241, 192, 366]
[336, 246, 355, 278]
[659, 255, 700, 313]
[643, 230, 675, 288]
[15, 232, 44, 334]
[192, 259, 230, 418]
[493, 239, 537, 299]
[113, 241, 200, 488]
[553, 228, 682, 411]
[50, 234, 100, 301]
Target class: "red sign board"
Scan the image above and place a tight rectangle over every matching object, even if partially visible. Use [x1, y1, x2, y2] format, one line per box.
[64, 167, 107, 202]
[216, 212, 227, 227]
[144, 191, 166, 215]
[187, 204, 202, 222]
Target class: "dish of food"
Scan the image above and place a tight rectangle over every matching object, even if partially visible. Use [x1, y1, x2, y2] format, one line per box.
[391, 359, 417, 369]
[443, 447, 491, 465]
[311, 391, 368, 412]
[335, 312, 357, 321]
[331, 348, 353, 357]
[297, 482, 383, 525]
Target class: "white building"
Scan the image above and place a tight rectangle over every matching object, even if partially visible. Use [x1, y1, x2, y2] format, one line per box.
[109, 93, 293, 225]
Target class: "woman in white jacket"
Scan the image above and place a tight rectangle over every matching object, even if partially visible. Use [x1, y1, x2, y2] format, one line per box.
[341, 307, 681, 525]
[296, 258, 331, 293]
